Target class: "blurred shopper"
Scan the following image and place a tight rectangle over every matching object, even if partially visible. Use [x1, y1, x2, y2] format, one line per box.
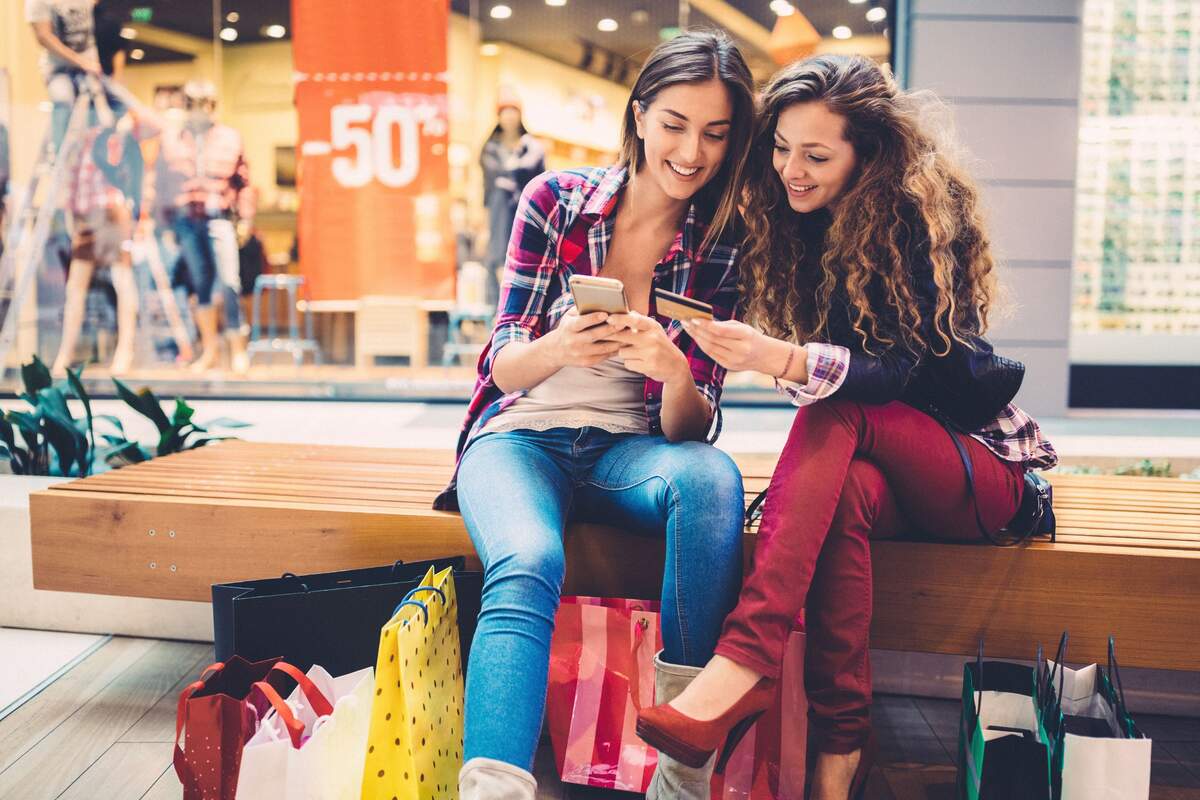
[156, 80, 255, 374]
[51, 103, 155, 376]
[636, 55, 1059, 800]
[26, 0, 101, 152]
[438, 32, 756, 800]
[480, 90, 544, 306]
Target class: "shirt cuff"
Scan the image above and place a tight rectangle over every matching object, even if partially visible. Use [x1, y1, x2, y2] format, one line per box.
[774, 342, 850, 407]
[483, 321, 535, 374]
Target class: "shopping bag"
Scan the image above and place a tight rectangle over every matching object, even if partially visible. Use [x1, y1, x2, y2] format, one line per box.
[361, 565, 465, 800]
[213, 557, 483, 677]
[235, 664, 374, 800]
[956, 643, 1052, 800]
[710, 630, 807, 800]
[1037, 634, 1151, 800]
[174, 657, 329, 800]
[547, 596, 663, 791]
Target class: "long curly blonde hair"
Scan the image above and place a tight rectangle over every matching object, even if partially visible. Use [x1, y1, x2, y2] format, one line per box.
[741, 55, 997, 356]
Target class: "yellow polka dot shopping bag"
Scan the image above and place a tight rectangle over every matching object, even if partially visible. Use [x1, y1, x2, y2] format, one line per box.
[361, 565, 464, 800]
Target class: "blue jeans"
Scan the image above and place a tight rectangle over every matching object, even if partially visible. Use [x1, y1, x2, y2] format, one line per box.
[455, 426, 745, 771]
[172, 216, 243, 330]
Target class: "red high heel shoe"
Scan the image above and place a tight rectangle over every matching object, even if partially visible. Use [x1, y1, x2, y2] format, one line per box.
[635, 677, 777, 771]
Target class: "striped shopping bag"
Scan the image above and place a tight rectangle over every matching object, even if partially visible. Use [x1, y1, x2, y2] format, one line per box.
[546, 596, 663, 792]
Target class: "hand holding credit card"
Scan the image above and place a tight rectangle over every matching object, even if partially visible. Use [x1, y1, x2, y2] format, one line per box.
[653, 287, 714, 321]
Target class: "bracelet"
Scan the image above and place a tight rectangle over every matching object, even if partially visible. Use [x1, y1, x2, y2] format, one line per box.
[776, 344, 796, 380]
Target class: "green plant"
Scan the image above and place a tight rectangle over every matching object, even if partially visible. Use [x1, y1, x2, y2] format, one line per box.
[0, 356, 106, 476]
[1, 357, 248, 475]
[108, 378, 248, 463]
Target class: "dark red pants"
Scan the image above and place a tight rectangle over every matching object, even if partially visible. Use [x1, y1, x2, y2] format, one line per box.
[715, 400, 1024, 753]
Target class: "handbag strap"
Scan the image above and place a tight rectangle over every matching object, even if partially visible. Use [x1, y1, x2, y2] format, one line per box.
[1107, 636, 1134, 736]
[941, 422, 1027, 547]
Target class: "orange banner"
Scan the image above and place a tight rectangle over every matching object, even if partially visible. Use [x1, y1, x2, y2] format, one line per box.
[292, 0, 453, 301]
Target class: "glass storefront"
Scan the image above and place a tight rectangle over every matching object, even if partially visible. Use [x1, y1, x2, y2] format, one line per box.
[1071, 0, 1200, 368]
[0, 1, 894, 400]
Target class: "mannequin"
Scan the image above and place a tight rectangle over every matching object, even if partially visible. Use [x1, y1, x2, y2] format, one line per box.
[51, 102, 150, 376]
[479, 89, 545, 306]
[157, 80, 254, 374]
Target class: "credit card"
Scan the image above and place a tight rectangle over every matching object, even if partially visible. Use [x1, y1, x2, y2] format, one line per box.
[653, 287, 714, 321]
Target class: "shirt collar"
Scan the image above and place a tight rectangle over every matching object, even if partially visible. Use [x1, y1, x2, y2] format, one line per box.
[581, 164, 705, 264]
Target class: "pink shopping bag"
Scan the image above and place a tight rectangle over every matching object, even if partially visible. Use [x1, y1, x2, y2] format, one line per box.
[547, 596, 663, 792]
[710, 630, 807, 799]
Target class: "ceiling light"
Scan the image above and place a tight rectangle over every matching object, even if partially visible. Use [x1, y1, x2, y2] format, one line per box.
[120, 26, 136, 39]
[597, 17, 618, 32]
[545, 0, 566, 5]
[226, 11, 239, 22]
[770, 0, 795, 15]
[832, 25, 852, 39]
[264, 24, 286, 38]
[631, 9, 650, 23]
[866, 6, 887, 22]
[130, 48, 145, 60]
[480, 43, 500, 56]
[849, 0, 868, 4]
[220, 27, 238, 41]
[490, 4, 512, 18]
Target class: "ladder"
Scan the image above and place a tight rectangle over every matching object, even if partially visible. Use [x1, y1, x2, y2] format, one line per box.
[0, 73, 113, 373]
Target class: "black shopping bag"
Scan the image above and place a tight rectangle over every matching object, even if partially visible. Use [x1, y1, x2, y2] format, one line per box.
[957, 643, 1053, 800]
[212, 557, 483, 677]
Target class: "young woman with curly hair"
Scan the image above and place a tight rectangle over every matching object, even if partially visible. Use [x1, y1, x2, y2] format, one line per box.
[636, 55, 1058, 799]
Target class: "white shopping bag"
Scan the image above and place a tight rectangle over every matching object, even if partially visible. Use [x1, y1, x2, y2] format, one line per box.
[1041, 637, 1151, 800]
[236, 665, 374, 800]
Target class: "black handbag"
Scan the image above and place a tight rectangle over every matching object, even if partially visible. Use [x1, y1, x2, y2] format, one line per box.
[944, 423, 1055, 547]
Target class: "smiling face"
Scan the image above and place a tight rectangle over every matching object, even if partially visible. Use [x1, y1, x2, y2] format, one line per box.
[633, 78, 733, 202]
[772, 101, 858, 214]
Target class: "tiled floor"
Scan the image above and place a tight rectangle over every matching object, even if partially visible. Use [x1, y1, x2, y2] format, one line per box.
[0, 636, 1196, 799]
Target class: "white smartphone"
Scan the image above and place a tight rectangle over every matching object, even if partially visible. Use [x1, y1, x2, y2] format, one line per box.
[568, 275, 629, 315]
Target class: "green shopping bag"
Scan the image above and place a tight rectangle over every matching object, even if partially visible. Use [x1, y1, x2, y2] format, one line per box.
[957, 643, 1053, 800]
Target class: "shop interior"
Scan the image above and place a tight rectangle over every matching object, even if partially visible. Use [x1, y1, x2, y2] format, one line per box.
[0, 0, 894, 400]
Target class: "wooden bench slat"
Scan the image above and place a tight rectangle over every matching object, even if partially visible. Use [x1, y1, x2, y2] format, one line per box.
[28, 441, 1200, 671]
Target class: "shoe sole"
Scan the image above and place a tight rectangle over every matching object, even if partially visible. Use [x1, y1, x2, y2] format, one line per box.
[635, 720, 714, 769]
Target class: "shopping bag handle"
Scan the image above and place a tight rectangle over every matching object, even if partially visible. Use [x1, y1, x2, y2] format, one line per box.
[265, 662, 334, 718]
[1107, 636, 1133, 735]
[173, 661, 225, 789]
[627, 614, 654, 712]
[279, 572, 310, 592]
[402, 584, 447, 605]
[248, 681, 307, 749]
[392, 599, 430, 626]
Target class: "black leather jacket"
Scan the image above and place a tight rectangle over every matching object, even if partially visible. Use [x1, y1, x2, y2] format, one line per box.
[821, 247, 1023, 432]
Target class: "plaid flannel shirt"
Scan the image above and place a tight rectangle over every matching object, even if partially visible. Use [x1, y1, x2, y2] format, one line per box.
[777, 343, 1058, 470]
[434, 165, 741, 510]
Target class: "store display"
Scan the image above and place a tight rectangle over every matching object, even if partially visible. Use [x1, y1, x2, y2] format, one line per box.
[1073, 0, 1200, 364]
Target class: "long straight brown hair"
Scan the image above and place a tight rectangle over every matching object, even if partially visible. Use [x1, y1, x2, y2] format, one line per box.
[617, 30, 756, 257]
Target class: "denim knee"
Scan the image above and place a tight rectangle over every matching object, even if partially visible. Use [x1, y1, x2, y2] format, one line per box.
[664, 444, 744, 526]
[481, 540, 565, 610]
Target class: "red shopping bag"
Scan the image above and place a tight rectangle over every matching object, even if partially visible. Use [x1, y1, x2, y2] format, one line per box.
[173, 656, 332, 800]
[547, 596, 664, 792]
[710, 630, 807, 799]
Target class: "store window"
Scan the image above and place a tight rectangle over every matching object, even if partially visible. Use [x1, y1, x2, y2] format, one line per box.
[0, 1, 894, 401]
[1070, 0, 1200, 407]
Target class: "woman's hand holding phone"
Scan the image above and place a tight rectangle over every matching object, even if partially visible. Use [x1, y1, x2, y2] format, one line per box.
[606, 312, 692, 385]
[546, 309, 623, 368]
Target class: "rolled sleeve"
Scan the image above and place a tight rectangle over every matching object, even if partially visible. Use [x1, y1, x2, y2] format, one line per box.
[776, 342, 850, 407]
[479, 171, 560, 376]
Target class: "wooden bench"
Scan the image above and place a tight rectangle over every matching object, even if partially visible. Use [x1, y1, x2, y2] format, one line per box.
[28, 441, 1200, 671]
